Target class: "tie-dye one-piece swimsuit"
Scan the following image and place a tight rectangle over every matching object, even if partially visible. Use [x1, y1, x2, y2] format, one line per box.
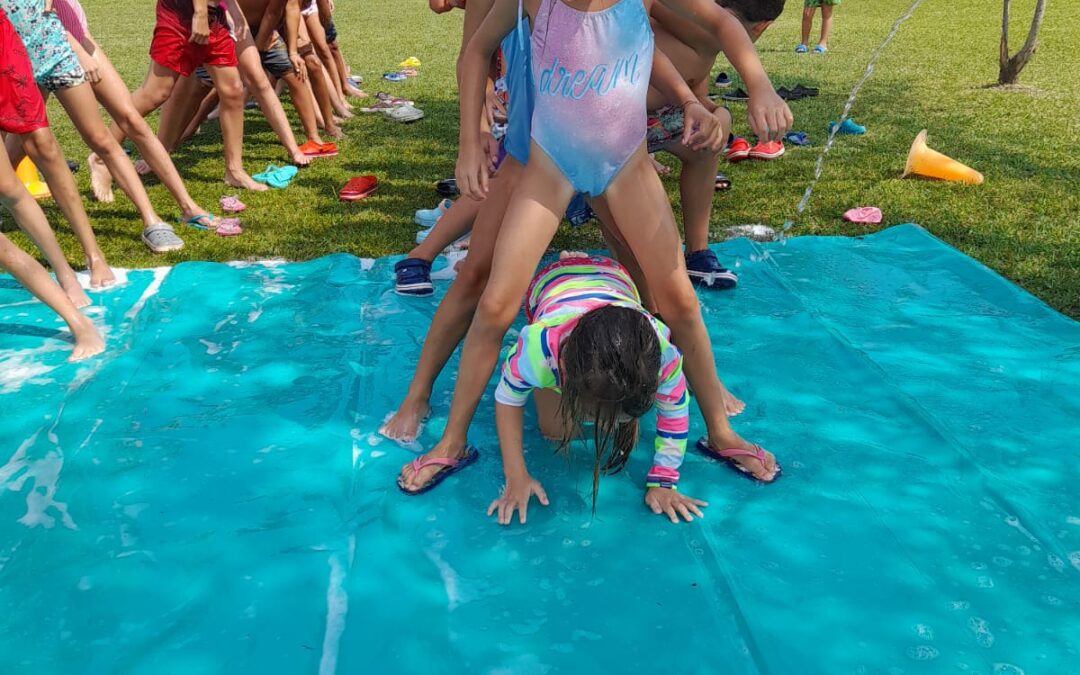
[522, 0, 654, 197]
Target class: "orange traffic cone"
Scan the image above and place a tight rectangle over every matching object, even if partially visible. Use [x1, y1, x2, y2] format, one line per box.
[16, 157, 51, 200]
[903, 130, 983, 185]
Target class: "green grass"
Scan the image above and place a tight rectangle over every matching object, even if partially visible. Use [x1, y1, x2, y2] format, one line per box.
[6, 0, 1079, 317]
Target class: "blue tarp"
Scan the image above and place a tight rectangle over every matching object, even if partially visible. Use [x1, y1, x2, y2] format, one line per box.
[1, 225, 1077, 674]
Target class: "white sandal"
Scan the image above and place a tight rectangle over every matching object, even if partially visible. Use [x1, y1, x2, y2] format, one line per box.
[383, 104, 424, 123]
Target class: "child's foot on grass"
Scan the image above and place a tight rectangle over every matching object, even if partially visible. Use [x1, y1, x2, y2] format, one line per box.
[225, 171, 270, 192]
[87, 153, 114, 203]
[380, 398, 431, 443]
[69, 315, 104, 362]
[708, 431, 779, 482]
[134, 159, 153, 176]
[398, 438, 468, 492]
[325, 125, 345, 140]
[650, 153, 671, 176]
[345, 86, 367, 98]
[290, 150, 314, 167]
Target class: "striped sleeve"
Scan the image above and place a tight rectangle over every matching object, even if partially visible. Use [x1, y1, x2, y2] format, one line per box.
[494, 326, 554, 407]
[645, 336, 689, 489]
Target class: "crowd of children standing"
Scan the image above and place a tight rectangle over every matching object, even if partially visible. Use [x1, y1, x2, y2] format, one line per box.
[1, 0, 836, 523]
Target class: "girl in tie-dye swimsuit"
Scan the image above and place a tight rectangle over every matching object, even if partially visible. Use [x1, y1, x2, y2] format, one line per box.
[399, 0, 787, 516]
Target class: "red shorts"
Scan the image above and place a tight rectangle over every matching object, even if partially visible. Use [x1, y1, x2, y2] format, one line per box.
[0, 9, 48, 135]
[149, 6, 237, 78]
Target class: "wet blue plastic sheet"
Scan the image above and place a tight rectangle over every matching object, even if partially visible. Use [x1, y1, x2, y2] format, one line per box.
[1, 225, 1077, 674]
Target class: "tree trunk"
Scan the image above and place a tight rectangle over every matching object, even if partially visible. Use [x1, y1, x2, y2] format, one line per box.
[999, 0, 1048, 85]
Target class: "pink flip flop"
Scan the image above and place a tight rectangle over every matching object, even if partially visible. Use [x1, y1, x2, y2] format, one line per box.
[695, 439, 781, 483]
[842, 206, 882, 224]
[397, 446, 480, 495]
[216, 217, 243, 237]
[220, 195, 247, 213]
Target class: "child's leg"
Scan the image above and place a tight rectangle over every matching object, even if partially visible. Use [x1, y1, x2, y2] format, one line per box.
[409, 198, 483, 264]
[819, 4, 834, 48]
[89, 46, 215, 223]
[0, 233, 103, 361]
[305, 13, 347, 103]
[180, 88, 220, 147]
[399, 149, 574, 491]
[53, 83, 165, 229]
[382, 160, 523, 442]
[234, 33, 309, 166]
[0, 148, 101, 361]
[330, 40, 363, 97]
[601, 149, 776, 480]
[281, 71, 324, 144]
[304, 50, 342, 138]
[801, 6, 816, 46]
[7, 130, 106, 299]
[666, 109, 729, 254]
[205, 65, 268, 192]
[107, 63, 180, 146]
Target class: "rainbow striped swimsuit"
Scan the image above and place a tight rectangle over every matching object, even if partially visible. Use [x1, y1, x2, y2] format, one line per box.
[494, 257, 689, 489]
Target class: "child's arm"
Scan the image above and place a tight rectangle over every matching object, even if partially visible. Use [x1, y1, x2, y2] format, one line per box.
[222, 0, 250, 43]
[488, 340, 551, 525]
[256, 0, 287, 50]
[458, 0, 496, 81]
[656, 0, 792, 141]
[191, 0, 211, 45]
[66, 32, 100, 85]
[650, 47, 724, 152]
[646, 344, 708, 523]
[316, 0, 332, 26]
[282, 0, 304, 78]
[456, 0, 519, 200]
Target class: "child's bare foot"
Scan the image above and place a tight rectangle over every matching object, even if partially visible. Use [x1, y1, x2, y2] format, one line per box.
[650, 153, 671, 176]
[134, 159, 153, 176]
[325, 125, 345, 140]
[380, 398, 431, 443]
[291, 150, 313, 167]
[59, 276, 91, 309]
[345, 86, 367, 98]
[707, 431, 779, 482]
[87, 153, 114, 203]
[559, 250, 590, 260]
[69, 316, 104, 362]
[721, 386, 745, 416]
[334, 105, 354, 119]
[87, 257, 116, 289]
[225, 171, 270, 192]
[398, 438, 467, 492]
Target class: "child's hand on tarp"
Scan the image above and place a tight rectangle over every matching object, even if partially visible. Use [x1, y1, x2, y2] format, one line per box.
[645, 488, 708, 524]
[488, 476, 550, 525]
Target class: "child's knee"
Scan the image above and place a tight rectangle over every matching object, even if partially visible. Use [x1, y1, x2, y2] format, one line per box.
[803, 7, 816, 18]
[655, 282, 701, 321]
[476, 289, 520, 332]
[456, 259, 490, 298]
[216, 79, 245, 107]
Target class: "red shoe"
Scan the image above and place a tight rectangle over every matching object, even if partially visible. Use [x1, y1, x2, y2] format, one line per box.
[748, 140, 785, 160]
[725, 136, 751, 163]
[340, 175, 378, 201]
[300, 140, 339, 158]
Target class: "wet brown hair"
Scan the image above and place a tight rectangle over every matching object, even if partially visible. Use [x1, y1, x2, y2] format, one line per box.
[557, 306, 661, 511]
[719, 0, 786, 23]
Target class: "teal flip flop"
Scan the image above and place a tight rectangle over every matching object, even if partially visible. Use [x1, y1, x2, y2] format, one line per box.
[178, 213, 218, 230]
[254, 164, 298, 189]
